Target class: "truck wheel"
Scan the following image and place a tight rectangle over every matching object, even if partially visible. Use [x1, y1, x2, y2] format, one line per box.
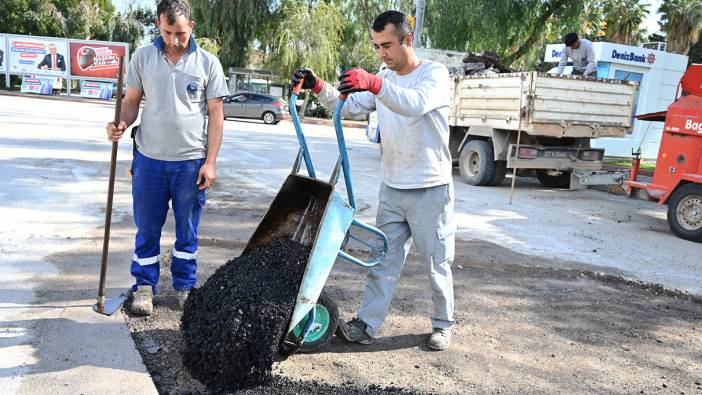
[459, 140, 495, 186]
[488, 161, 507, 186]
[292, 291, 339, 353]
[536, 169, 571, 188]
[667, 183, 702, 242]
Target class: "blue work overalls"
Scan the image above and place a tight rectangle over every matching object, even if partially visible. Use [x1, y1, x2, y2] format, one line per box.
[130, 150, 205, 292]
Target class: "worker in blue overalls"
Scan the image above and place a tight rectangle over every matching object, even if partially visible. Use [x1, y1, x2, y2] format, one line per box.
[105, 0, 229, 315]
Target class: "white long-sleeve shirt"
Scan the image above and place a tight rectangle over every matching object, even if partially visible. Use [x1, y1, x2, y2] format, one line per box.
[317, 60, 452, 189]
[557, 38, 597, 75]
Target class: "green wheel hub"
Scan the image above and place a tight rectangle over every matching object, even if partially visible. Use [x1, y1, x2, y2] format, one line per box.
[293, 304, 331, 343]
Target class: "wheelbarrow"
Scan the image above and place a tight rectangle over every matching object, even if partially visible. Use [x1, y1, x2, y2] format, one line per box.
[241, 80, 388, 358]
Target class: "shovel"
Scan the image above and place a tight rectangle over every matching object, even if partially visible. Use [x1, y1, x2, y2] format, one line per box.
[94, 56, 126, 315]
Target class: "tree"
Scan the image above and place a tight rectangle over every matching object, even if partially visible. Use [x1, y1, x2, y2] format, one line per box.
[659, 0, 702, 55]
[190, 0, 273, 67]
[688, 33, 702, 63]
[266, 0, 344, 116]
[423, 0, 591, 69]
[195, 37, 221, 56]
[603, 0, 649, 45]
[111, 5, 156, 54]
[333, 0, 415, 71]
[0, 0, 115, 40]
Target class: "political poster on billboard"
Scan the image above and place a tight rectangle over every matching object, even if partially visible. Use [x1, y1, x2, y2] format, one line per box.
[20, 76, 54, 95]
[0, 34, 7, 73]
[8, 36, 68, 77]
[79, 80, 114, 100]
[69, 40, 127, 80]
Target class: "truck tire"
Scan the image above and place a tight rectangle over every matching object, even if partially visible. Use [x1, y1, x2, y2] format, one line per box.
[536, 169, 570, 188]
[667, 183, 702, 242]
[488, 161, 507, 186]
[459, 140, 495, 186]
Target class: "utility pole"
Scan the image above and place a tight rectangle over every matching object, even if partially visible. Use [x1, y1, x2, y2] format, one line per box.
[413, 0, 426, 47]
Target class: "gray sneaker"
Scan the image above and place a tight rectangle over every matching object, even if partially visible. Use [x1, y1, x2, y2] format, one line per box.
[130, 285, 153, 316]
[175, 289, 190, 309]
[336, 317, 373, 345]
[427, 327, 451, 351]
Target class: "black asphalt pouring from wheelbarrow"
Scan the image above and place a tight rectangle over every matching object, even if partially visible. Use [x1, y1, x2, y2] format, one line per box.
[181, 238, 309, 390]
[180, 239, 421, 394]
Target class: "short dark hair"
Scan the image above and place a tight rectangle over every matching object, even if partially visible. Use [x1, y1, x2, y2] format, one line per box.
[372, 10, 413, 41]
[564, 32, 579, 47]
[157, 0, 191, 24]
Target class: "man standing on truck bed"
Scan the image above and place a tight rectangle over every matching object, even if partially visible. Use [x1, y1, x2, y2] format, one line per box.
[557, 32, 597, 78]
[290, 10, 455, 351]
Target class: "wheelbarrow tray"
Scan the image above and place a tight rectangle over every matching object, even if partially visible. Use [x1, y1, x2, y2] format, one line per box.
[242, 173, 355, 337]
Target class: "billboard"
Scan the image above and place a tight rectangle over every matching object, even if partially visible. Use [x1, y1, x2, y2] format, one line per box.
[0, 34, 6, 73]
[69, 40, 127, 79]
[8, 35, 68, 77]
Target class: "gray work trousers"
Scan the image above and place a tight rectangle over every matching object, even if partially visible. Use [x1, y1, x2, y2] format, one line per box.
[357, 183, 456, 337]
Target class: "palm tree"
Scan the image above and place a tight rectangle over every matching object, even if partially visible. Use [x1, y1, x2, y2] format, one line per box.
[603, 0, 649, 45]
[659, 0, 702, 55]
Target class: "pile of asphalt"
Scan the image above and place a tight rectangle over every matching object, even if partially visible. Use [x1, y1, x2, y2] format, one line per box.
[232, 377, 424, 394]
[181, 238, 310, 391]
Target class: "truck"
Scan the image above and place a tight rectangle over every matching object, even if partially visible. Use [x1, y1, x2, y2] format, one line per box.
[448, 71, 639, 188]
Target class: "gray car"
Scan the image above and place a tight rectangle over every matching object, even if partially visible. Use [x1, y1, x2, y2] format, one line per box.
[223, 91, 288, 124]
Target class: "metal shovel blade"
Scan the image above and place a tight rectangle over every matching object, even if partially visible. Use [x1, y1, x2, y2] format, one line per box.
[93, 296, 125, 316]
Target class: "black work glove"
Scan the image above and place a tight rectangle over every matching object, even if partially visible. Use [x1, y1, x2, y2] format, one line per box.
[290, 67, 322, 91]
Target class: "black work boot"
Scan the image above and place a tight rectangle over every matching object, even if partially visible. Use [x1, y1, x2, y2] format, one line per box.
[336, 317, 373, 345]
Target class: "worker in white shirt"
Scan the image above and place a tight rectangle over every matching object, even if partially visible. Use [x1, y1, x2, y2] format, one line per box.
[557, 32, 597, 79]
[290, 10, 455, 351]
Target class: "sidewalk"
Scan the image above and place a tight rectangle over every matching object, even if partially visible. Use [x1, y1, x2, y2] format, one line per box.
[0, 94, 157, 394]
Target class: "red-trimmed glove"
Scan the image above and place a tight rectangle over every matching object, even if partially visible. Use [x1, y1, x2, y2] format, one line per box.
[338, 68, 383, 95]
[290, 67, 325, 93]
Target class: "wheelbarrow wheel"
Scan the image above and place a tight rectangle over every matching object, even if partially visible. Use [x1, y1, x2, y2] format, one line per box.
[294, 291, 339, 353]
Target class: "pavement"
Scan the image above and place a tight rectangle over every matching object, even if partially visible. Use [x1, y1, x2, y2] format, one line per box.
[0, 95, 157, 394]
[1, 94, 701, 394]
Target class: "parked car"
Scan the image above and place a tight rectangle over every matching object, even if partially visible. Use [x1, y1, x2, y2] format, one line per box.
[223, 91, 288, 124]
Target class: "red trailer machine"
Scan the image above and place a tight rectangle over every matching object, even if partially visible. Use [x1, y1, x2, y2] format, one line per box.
[626, 64, 702, 242]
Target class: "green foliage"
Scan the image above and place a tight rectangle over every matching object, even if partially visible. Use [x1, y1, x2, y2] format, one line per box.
[659, 0, 702, 55]
[267, 0, 344, 82]
[333, 0, 415, 71]
[110, 5, 156, 54]
[190, 0, 273, 67]
[195, 37, 221, 56]
[424, 0, 590, 69]
[0, 0, 115, 40]
[602, 0, 649, 45]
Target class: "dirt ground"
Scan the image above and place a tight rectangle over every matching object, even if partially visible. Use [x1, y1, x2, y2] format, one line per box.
[124, 187, 702, 395]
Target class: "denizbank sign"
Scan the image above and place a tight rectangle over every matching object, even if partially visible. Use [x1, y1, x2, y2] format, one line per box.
[611, 49, 656, 64]
[544, 42, 658, 67]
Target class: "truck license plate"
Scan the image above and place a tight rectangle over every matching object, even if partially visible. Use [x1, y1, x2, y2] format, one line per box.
[543, 151, 570, 158]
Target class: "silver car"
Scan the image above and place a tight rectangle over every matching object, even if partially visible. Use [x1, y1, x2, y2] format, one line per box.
[223, 91, 288, 124]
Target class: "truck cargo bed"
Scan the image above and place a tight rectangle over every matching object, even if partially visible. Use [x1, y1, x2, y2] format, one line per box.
[449, 72, 639, 138]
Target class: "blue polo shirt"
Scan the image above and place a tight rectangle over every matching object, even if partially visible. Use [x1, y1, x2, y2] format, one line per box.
[126, 36, 229, 161]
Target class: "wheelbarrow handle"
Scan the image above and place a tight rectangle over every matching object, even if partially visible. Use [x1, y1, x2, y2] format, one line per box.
[337, 219, 388, 268]
[290, 77, 316, 178]
[334, 98, 356, 208]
